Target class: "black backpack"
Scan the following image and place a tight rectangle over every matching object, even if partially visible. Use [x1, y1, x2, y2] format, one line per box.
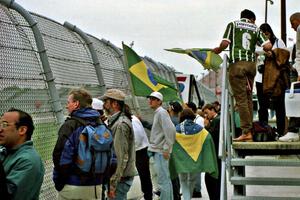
[252, 121, 277, 142]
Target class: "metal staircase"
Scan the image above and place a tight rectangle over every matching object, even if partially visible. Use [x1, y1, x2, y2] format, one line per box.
[219, 55, 300, 200]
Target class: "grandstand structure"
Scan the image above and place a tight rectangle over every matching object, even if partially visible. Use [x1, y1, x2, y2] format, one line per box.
[0, 1, 217, 199]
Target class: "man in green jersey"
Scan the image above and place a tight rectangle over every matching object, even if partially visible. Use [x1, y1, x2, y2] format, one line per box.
[213, 9, 272, 142]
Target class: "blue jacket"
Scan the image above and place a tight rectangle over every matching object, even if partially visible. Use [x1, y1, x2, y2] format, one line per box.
[52, 108, 101, 191]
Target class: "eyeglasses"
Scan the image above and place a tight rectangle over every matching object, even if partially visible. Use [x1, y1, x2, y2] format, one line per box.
[0, 121, 15, 129]
[149, 97, 159, 101]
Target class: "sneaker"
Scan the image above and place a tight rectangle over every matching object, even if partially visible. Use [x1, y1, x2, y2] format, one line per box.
[153, 190, 160, 200]
[278, 132, 300, 142]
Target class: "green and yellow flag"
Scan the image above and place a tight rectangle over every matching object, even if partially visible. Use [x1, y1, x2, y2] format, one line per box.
[123, 43, 180, 102]
[169, 128, 219, 179]
[165, 48, 223, 72]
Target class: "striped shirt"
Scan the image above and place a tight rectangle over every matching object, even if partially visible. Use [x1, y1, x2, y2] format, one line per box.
[223, 18, 269, 62]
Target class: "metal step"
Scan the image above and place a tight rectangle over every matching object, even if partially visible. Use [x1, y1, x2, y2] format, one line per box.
[231, 177, 300, 186]
[231, 158, 300, 167]
[231, 196, 300, 200]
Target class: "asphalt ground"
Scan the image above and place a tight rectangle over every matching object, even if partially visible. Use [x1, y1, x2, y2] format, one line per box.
[128, 155, 300, 199]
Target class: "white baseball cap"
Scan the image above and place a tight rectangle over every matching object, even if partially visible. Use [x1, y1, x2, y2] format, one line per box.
[147, 91, 163, 101]
[92, 98, 103, 110]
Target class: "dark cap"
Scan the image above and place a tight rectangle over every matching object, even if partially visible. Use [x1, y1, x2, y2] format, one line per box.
[169, 101, 183, 113]
[186, 101, 197, 112]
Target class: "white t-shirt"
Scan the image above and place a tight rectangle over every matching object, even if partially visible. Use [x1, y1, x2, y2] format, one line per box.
[255, 38, 286, 83]
[194, 114, 205, 127]
[132, 115, 149, 151]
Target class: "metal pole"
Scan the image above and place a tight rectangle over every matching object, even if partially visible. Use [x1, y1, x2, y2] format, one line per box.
[265, 0, 268, 23]
[63, 21, 106, 95]
[281, 0, 287, 44]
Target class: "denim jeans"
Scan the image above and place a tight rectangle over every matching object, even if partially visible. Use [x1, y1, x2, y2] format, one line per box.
[194, 173, 202, 192]
[152, 152, 173, 200]
[179, 173, 197, 200]
[114, 177, 134, 200]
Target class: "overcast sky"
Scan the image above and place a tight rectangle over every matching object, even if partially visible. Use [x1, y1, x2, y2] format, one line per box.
[16, 0, 299, 78]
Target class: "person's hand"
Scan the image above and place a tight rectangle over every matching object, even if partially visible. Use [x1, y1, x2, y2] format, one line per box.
[265, 50, 273, 57]
[212, 47, 222, 54]
[162, 151, 170, 160]
[204, 118, 210, 127]
[297, 76, 300, 82]
[108, 185, 116, 199]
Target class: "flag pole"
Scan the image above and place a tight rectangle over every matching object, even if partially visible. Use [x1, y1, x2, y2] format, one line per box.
[122, 42, 141, 115]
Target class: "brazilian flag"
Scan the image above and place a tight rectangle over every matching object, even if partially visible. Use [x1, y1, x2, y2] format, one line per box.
[169, 127, 219, 179]
[123, 43, 180, 102]
[165, 48, 223, 72]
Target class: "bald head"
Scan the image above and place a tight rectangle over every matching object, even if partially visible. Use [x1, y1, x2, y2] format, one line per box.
[290, 12, 300, 32]
[290, 12, 300, 21]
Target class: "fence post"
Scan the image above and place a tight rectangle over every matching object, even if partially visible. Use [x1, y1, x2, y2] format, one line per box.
[101, 39, 141, 115]
[63, 21, 106, 95]
[0, 0, 65, 124]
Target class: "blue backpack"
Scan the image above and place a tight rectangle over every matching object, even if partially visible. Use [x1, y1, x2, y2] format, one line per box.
[76, 122, 113, 174]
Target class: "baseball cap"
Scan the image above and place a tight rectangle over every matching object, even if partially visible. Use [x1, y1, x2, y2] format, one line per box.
[92, 98, 103, 110]
[147, 91, 163, 101]
[100, 89, 126, 101]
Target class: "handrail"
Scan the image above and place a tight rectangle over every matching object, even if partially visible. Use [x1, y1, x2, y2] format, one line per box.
[219, 54, 229, 200]
[219, 54, 229, 159]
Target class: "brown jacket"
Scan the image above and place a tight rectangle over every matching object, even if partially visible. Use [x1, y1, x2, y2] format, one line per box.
[263, 48, 290, 97]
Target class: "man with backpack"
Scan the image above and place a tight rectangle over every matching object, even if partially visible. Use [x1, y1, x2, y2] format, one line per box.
[101, 89, 136, 200]
[53, 88, 111, 199]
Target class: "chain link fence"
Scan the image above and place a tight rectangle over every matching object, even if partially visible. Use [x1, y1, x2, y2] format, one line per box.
[0, 2, 217, 199]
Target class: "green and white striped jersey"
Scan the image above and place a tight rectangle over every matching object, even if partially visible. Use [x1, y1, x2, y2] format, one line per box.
[223, 18, 268, 62]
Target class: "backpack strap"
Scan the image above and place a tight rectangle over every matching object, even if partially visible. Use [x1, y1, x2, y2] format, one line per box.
[70, 116, 88, 126]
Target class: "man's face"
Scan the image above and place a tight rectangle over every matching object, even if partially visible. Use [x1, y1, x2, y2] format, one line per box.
[0, 112, 21, 148]
[66, 94, 79, 114]
[290, 19, 300, 31]
[203, 108, 214, 120]
[103, 98, 114, 115]
[148, 97, 161, 109]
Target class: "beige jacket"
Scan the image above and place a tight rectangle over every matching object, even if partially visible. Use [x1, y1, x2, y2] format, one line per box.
[108, 112, 136, 188]
[263, 48, 290, 97]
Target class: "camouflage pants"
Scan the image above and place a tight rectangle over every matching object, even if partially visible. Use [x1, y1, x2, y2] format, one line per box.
[229, 61, 256, 134]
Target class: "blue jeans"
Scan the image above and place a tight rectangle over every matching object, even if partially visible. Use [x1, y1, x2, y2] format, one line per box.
[152, 152, 173, 200]
[114, 177, 134, 200]
[179, 173, 197, 200]
[194, 173, 202, 192]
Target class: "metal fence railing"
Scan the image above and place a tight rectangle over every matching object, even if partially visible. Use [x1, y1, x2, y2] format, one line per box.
[0, 1, 218, 199]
